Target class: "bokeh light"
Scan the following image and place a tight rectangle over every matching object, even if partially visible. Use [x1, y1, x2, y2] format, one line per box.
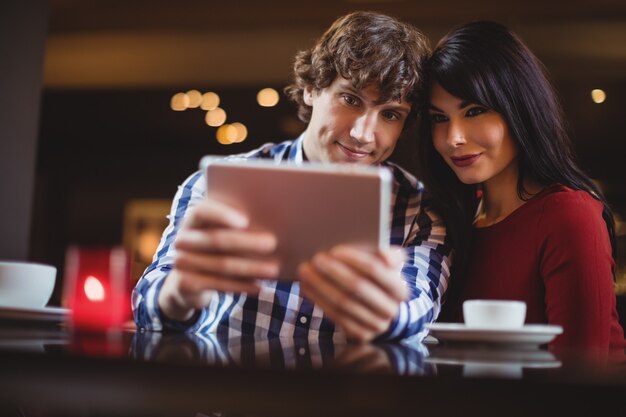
[201, 92, 220, 110]
[186, 89, 203, 108]
[205, 107, 227, 127]
[170, 92, 190, 111]
[216, 124, 238, 145]
[257, 88, 280, 107]
[591, 89, 606, 104]
[231, 122, 248, 143]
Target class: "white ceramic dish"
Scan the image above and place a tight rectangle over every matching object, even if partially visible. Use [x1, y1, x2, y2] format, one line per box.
[0, 306, 69, 323]
[0, 261, 57, 309]
[426, 322, 563, 347]
[426, 344, 561, 368]
[463, 299, 526, 329]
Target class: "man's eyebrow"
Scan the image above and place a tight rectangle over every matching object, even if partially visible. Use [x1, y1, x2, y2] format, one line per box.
[340, 82, 411, 111]
[342, 83, 363, 97]
[384, 103, 411, 113]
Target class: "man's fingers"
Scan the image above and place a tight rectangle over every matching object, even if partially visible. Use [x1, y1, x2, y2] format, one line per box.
[177, 269, 262, 299]
[184, 199, 249, 229]
[334, 345, 391, 373]
[175, 251, 279, 280]
[310, 253, 398, 320]
[299, 262, 391, 338]
[175, 228, 277, 255]
[329, 245, 408, 301]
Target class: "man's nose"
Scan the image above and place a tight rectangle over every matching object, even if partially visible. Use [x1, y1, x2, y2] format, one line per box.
[350, 112, 376, 144]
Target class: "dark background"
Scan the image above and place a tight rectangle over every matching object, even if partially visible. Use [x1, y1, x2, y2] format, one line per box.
[15, 0, 626, 301]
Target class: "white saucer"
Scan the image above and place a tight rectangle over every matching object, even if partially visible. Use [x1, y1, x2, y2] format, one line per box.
[425, 323, 563, 347]
[426, 344, 562, 368]
[0, 305, 69, 323]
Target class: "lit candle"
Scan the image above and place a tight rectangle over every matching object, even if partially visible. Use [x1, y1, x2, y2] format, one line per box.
[64, 246, 131, 330]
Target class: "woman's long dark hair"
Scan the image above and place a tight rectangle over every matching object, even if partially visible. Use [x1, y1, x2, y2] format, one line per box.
[417, 21, 617, 307]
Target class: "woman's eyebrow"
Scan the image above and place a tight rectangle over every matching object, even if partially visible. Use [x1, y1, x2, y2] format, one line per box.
[428, 104, 443, 112]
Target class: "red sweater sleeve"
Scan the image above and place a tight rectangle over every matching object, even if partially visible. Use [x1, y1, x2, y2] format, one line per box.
[539, 191, 615, 350]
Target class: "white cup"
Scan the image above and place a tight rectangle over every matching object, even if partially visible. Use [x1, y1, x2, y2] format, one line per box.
[0, 261, 57, 309]
[463, 300, 526, 329]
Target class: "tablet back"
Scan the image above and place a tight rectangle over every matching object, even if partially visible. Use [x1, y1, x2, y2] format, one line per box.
[201, 157, 391, 281]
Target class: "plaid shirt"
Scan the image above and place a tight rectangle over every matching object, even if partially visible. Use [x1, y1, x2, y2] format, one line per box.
[132, 135, 451, 342]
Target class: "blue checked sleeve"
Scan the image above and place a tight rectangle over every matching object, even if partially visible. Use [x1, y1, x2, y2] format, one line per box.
[131, 170, 222, 332]
[377, 166, 452, 342]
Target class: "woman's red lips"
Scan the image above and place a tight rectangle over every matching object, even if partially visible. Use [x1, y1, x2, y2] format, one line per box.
[450, 154, 481, 167]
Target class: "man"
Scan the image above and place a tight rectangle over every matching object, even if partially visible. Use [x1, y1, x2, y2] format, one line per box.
[133, 11, 451, 342]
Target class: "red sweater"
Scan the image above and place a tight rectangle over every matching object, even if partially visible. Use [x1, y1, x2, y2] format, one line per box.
[447, 185, 626, 351]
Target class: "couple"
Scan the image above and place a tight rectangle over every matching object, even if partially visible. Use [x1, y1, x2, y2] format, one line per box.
[133, 12, 625, 351]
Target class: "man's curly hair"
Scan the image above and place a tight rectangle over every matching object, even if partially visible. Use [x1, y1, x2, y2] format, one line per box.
[285, 11, 430, 126]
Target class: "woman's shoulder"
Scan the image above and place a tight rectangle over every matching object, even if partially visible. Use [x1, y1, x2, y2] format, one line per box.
[538, 184, 605, 233]
[540, 184, 603, 211]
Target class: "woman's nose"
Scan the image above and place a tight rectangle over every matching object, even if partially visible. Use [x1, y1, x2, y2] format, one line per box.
[447, 120, 467, 147]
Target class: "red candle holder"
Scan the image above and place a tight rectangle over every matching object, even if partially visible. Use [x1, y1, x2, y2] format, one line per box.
[63, 246, 131, 331]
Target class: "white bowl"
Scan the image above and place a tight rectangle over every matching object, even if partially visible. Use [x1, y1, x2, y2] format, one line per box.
[0, 261, 57, 309]
[463, 300, 526, 329]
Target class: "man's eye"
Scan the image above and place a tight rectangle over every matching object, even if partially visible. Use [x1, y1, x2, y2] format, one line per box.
[429, 113, 447, 123]
[466, 106, 488, 117]
[343, 95, 359, 106]
[382, 111, 400, 121]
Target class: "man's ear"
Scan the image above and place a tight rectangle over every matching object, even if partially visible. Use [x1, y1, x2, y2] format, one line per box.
[303, 85, 315, 106]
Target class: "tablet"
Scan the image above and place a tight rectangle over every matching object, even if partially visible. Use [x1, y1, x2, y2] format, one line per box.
[200, 156, 391, 281]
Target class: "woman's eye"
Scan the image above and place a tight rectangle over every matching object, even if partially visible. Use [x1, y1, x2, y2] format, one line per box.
[429, 113, 448, 123]
[466, 106, 488, 117]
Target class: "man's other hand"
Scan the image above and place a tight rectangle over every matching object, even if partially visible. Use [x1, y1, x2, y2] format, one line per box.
[298, 245, 408, 342]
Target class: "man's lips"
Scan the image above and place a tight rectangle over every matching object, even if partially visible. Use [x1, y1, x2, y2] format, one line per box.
[450, 154, 481, 167]
[336, 142, 372, 159]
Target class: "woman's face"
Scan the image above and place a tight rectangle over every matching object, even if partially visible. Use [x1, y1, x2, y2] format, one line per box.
[428, 83, 518, 186]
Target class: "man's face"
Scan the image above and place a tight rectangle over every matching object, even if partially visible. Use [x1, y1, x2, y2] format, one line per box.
[302, 77, 412, 165]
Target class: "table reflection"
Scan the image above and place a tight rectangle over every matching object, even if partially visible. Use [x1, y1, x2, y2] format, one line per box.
[426, 343, 561, 379]
[1, 321, 626, 417]
[130, 331, 435, 376]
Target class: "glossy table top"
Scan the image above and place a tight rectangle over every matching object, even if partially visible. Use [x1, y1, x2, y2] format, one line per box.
[0, 317, 624, 417]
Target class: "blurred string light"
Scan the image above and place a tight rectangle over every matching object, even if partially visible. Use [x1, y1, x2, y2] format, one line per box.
[205, 107, 227, 127]
[591, 89, 606, 104]
[186, 90, 203, 108]
[170, 92, 190, 111]
[171, 90, 256, 145]
[216, 124, 238, 145]
[257, 87, 280, 107]
[231, 122, 248, 142]
[216, 122, 248, 145]
[201, 92, 220, 110]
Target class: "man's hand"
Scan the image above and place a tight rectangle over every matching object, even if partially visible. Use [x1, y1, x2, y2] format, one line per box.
[333, 343, 394, 374]
[298, 245, 408, 343]
[158, 198, 280, 322]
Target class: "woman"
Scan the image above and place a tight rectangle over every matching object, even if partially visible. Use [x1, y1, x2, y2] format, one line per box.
[418, 21, 626, 351]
